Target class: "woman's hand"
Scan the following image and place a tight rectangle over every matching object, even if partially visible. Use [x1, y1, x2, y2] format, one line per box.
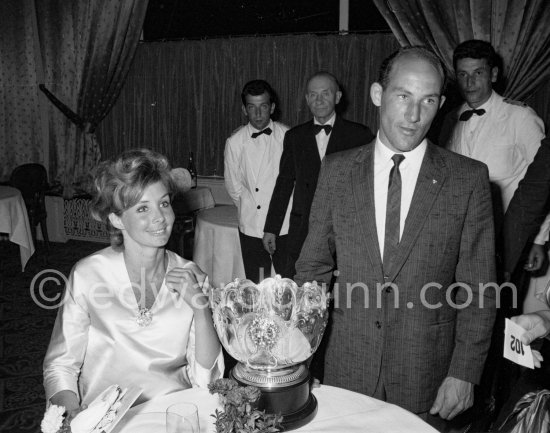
[166, 262, 221, 378]
[166, 262, 209, 310]
[65, 405, 88, 424]
[49, 390, 87, 422]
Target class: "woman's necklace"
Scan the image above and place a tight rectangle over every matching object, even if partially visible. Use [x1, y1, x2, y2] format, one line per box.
[136, 306, 153, 327]
[126, 253, 166, 327]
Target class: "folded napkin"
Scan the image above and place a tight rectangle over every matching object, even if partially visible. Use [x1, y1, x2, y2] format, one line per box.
[70, 385, 125, 433]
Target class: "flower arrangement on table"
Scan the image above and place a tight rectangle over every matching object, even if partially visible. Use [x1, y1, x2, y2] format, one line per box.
[208, 378, 282, 433]
[41, 405, 71, 433]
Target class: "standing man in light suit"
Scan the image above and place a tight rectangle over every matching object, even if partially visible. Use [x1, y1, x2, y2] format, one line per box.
[224, 80, 291, 283]
[295, 47, 496, 430]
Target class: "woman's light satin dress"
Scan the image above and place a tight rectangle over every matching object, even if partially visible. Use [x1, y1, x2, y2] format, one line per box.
[43, 247, 224, 406]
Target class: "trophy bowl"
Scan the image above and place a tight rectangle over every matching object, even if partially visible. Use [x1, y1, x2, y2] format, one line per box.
[209, 276, 330, 430]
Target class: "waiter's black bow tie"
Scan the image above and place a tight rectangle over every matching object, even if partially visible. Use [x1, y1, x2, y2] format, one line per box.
[312, 124, 333, 135]
[251, 127, 272, 138]
[459, 108, 486, 121]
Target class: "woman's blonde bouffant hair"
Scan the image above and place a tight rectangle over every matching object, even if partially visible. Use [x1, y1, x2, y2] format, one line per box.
[90, 149, 175, 248]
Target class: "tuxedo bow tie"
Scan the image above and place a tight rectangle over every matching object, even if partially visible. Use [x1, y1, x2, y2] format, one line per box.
[312, 124, 333, 135]
[459, 108, 486, 121]
[251, 127, 272, 138]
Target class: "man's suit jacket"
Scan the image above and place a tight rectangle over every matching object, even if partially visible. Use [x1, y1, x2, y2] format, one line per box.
[503, 137, 550, 274]
[264, 116, 373, 276]
[295, 140, 497, 413]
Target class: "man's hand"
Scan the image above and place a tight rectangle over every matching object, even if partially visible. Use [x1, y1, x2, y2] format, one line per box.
[511, 312, 550, 368]
[524, 243, 546, 271]
[262, 232, 277, 255]
[429, 377, 473, 420]
[511, 311, 550, 345]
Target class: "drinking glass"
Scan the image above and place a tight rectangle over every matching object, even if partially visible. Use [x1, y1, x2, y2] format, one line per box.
[166, 402, 199, 433]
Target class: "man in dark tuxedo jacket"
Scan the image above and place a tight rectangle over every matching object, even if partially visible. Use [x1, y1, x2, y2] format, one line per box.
[503, 137, 550, 277]
[295, 47, 496, 430]
[494, 138, 550, 430]
[262, 71, 373, 278]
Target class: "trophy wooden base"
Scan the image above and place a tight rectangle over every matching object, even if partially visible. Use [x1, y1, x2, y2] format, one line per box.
[230, 363, 317, 430]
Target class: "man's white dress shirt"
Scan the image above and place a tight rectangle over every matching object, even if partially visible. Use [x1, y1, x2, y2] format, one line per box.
[444, 91, 545, 211]
[314, 112, 336, 160]
[374, 134, 426, 259]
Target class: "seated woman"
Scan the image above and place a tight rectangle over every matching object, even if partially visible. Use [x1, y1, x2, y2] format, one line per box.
[43, 149, 223, 418]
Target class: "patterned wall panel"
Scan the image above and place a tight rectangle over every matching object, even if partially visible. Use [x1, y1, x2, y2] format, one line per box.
[63, 197, 109, 243]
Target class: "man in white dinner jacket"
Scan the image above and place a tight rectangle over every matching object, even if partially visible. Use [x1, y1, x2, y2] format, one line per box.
[440, 39, 545, 224]
[224, 79, 291, 283]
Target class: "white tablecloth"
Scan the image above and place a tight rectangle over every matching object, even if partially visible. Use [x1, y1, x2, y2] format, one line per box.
[112, 385, 437, 433]
[0, 186, 35, 270]
[193, 205, 245, 288]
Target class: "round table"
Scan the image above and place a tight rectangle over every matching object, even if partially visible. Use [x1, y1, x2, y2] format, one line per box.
[0, 185, 35, 270]
[193, 205, 246, 288]
[112, 385, 437, 433]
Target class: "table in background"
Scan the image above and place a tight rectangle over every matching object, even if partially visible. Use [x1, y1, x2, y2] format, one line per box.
[193, 205, 245, 288]
[113, 385, 438, 433]
[0, 186, 35, 270]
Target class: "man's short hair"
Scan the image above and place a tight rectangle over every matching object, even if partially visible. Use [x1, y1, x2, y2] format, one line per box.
[241, 80, 275, 106]
[377, 46, 446, 93]
[305, 71, 341, 92]
[453, 39, 498, 70]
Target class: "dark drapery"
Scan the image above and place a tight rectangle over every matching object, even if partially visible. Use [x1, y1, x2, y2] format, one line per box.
[0, 0, 45, 180]
[96, 33, 400, 177]
[35, 0, 148, 191]
[373, 0, 550, 100]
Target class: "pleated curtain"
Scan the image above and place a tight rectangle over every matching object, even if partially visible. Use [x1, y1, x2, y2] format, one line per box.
[96, 33, 400, 177]
[35, 0, 148, 191]
[372, 0, 550, 100]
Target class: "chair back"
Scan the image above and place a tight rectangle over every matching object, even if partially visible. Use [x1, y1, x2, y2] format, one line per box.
[168, 187, 214, 260]
[173, 187, 215, 214]
[10, 164, 49, 223]
[10, 164, 49, 201]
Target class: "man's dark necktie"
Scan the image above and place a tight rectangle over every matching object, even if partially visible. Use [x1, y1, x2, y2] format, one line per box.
[312, 124, 333, 135]
[459, 108, 486, 121]
[383, 154, 405, 270]
[251, 127, 272, 138]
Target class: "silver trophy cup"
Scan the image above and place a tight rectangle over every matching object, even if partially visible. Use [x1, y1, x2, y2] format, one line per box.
[210, 276, 330, 430]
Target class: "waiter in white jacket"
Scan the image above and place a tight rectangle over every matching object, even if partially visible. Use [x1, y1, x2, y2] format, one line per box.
[224, 80, 292, 283]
